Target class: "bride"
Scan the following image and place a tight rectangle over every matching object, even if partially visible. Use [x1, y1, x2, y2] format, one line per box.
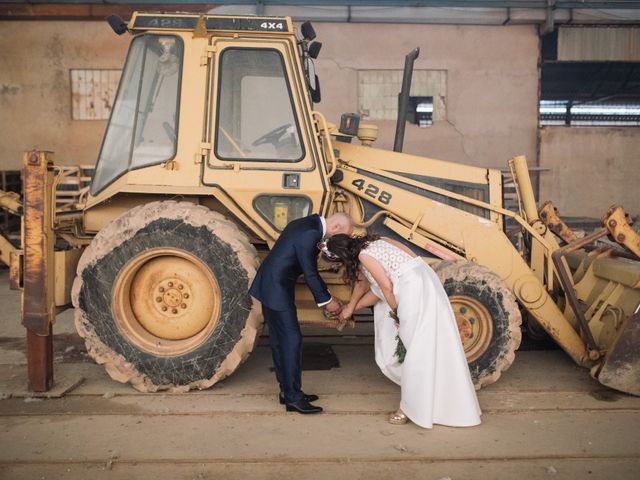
[325, 234, 481, 428]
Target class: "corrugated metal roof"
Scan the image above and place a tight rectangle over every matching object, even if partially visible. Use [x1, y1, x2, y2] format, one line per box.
[559, 27, 640, 61]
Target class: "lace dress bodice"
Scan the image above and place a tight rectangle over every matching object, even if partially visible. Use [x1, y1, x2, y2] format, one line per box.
[359, 239, 415, 291]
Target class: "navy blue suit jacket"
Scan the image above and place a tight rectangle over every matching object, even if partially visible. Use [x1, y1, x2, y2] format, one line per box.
[249, 214, 331, 311]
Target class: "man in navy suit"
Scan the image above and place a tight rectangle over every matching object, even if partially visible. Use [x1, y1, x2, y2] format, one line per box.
[250, 213, 353, 414]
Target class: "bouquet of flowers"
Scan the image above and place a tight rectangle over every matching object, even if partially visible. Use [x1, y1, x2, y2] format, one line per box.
[389, 310, 406, 363]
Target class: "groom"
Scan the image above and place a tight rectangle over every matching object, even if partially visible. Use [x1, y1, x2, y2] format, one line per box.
[250, 213, 354, 414]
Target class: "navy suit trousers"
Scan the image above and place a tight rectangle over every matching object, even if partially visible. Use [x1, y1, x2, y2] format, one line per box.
[262, 305, 303, 403]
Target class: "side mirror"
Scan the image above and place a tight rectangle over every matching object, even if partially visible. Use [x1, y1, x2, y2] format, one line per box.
[307, 59, 321, 103]
[311, 75, 321, 103]
[107, 14, 128, 36]
[308, 41, 322, 59]
[301, 21, 316, 41]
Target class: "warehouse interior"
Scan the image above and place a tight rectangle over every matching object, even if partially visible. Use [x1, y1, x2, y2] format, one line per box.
[1, 2, 639, 479]
[1, 1, 638, 218]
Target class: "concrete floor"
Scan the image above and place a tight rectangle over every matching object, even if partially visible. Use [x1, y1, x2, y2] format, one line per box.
[0, 270, 639, 479]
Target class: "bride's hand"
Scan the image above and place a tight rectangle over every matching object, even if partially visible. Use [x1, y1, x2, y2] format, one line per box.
[340, 303, 355, 321]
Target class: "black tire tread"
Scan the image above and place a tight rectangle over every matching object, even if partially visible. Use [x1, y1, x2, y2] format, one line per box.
[71, 201, 261, 392]
[432, 260, 522, 390]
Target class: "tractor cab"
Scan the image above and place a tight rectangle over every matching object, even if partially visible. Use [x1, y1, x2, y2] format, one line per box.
[86, 12, 333, 241]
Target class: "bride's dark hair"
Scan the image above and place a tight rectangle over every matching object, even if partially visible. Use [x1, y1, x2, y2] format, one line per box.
[326, 233, 379, 286]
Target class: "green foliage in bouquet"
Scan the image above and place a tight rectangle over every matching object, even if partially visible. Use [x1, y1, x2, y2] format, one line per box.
[389, 310, 406, 364]
[395, 335, 406, 364]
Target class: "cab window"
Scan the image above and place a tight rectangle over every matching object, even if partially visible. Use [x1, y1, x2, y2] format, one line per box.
[215, 48, 304, 162]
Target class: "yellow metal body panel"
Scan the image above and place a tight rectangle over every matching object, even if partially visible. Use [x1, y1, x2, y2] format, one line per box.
[201, 37, 331, 242]
[0, 189, 22, 216]
[334, 155, 591, 366]
[54, 249, 83, 307]
[0, 231, 16, 268]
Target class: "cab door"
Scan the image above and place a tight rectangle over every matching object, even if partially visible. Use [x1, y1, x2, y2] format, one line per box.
[202, 37, 330, 242]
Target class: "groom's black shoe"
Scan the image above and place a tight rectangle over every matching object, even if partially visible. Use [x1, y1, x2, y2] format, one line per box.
[285, 398, 323, 414]
[279, 392, 319, 405]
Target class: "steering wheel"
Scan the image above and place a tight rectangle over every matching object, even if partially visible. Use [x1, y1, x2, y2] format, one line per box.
[251, 123, 291, 147]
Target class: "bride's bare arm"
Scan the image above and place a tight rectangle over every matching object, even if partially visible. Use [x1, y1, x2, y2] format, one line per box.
[359, 253, 398, 311]
[355, 290, 381, 310]
[340, 275, 369, 320]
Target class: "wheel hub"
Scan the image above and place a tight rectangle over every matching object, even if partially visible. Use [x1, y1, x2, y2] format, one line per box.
[154, 280, 191, 314]
[450, 295, 494, 363]
[112, 248, 221, 356]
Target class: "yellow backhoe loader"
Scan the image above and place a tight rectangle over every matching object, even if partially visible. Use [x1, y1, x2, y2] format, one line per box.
[0, 12, 638, 395]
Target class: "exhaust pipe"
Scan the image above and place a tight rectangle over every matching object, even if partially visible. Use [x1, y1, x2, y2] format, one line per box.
[393, 47, 420, 153]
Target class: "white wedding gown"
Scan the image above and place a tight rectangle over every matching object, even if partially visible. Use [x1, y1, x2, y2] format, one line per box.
[360, 240, 481, 428]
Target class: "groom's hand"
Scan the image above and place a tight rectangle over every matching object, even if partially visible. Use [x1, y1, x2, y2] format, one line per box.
[324, 298, 342, 315]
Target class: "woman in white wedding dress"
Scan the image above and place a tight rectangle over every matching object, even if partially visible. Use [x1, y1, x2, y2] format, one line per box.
[325, 234, 481, 428]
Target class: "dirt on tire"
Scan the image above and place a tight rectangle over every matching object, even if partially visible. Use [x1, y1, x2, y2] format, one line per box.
[433, 260, 522, 389]
[71, 201, 262, 392]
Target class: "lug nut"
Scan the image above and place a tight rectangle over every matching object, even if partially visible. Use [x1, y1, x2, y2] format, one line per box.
[178, 284, 184, 290]
[183, 293, 189, 299]
[181, 303, 187, 309]
[159, 287, 165, 293]
[156, 297, 162, 303]
[168, 282, 174, 287]
[162, 306, 167, 312]
[172, 308, 178, 314]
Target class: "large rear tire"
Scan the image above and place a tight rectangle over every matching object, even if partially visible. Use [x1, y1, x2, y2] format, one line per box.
[71, 201, 261, 392]
[433, 260, 522, 389]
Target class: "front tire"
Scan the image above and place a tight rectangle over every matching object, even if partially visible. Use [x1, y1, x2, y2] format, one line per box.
[71, 201, 261, 392]
[433, 260, 522, 389]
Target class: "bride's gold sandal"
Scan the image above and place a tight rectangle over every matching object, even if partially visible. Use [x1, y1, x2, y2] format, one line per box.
[388, 409, 408, 425]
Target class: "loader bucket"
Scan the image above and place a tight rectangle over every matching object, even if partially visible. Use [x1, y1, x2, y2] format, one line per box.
[595, 311, 640, 396]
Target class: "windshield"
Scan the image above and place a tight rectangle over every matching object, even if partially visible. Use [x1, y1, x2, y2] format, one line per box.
[91, 35, 183, 194]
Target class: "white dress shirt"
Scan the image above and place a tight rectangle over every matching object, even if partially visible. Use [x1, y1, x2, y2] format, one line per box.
[317, 216, 332, 307]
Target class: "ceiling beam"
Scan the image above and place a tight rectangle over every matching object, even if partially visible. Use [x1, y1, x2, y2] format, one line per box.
[0, 3, 214, 20]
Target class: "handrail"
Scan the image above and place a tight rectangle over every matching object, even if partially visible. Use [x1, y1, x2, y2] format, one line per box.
[312, 110, 337, 178]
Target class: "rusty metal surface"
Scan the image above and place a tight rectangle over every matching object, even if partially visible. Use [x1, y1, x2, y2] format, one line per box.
[70, 69, 120, 120]
[22, 151, 55, 335]
[8, 250, 22, 291]
[604, 205, 640, 258]
[551, 228, 609, 356]
[26, 326, 54, 392]
[539, 200, 578, 244]
[596, 311, 640, 396]
[0, 231, 16, 268]
[21, 151, 56, 392]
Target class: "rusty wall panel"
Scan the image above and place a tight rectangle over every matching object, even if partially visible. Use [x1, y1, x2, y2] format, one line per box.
[358, 69, 447, 121]
[70, 69, 121, 120]
[558, 27, 640, 62]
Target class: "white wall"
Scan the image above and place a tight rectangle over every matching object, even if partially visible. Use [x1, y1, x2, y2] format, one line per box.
[539, 127, 640, 218]
[313, 22, 540, 169]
